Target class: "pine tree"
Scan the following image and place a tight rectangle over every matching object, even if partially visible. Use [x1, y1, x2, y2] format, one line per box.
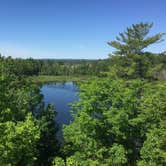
[108, 22, 165, 55]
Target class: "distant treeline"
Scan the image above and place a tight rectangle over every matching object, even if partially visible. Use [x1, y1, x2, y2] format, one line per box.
[1, 51, 166, 80]
[0, 56, 110, 76]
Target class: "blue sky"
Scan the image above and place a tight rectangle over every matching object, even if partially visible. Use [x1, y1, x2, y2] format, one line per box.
[0, 0, 165, 59]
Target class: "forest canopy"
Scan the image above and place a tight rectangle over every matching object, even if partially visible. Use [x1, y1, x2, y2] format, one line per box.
[0, 22, 166, 166]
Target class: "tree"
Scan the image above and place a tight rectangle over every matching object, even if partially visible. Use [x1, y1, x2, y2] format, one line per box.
[0, 64, 60, 165]
[62, 77, 166, 165]
[138, 127, 166, 166]
[35, 104, 60, 166]
[107, 22, 165, 55]
[0, 113, 40, 166]
[136, 82, 166, 165]
[63, 78, 145, 165]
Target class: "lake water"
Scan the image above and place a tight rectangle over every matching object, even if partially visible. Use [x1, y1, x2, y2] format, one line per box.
[40, 82, 79, 138]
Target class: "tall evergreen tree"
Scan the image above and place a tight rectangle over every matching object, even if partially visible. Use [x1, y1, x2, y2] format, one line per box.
[108, 22, 165, 55]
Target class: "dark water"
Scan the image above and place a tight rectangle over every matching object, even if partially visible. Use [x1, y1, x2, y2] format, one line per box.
[40, 82, 79, 136]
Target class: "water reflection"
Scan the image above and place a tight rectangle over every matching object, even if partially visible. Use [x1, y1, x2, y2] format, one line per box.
[40, 82, 79, 140]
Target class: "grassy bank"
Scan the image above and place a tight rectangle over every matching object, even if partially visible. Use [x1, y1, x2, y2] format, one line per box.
[28, 75, 95, 84]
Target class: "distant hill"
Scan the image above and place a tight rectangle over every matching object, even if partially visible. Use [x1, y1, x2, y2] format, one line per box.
[36, 58, 106, 62]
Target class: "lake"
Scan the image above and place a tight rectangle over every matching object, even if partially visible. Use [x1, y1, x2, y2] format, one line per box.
[40, 82, 79, 139]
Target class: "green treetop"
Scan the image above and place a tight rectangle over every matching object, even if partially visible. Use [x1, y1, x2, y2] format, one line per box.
[108, 22, 165, 55]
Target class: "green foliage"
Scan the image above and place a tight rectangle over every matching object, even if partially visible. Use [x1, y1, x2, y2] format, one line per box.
[134, 82, 166, 165]
[138, 127, 166, 166]
[1, 22, 166, 166]
[62, 78, 166, 165]
[0, 72, 60, 165]
[0, 113, 40, 166]
[35, 104, 60, 166]
[108, 22, 165, 55]
[0, 56, 40, 76]
[0, 75, 42, 122]
[108, 52, 166, 80]
[29, 75, 95, 84]
[107, 23, 165, 80]
[63, 79, 138, 165]
[52, 157, 65, 166]
[0, 56, 110, 77]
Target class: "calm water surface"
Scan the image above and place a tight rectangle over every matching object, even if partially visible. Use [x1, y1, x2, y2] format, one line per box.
[40, 82, 79, 129]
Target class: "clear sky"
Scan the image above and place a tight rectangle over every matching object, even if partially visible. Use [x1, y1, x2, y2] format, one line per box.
[0, 0, 165, 59]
